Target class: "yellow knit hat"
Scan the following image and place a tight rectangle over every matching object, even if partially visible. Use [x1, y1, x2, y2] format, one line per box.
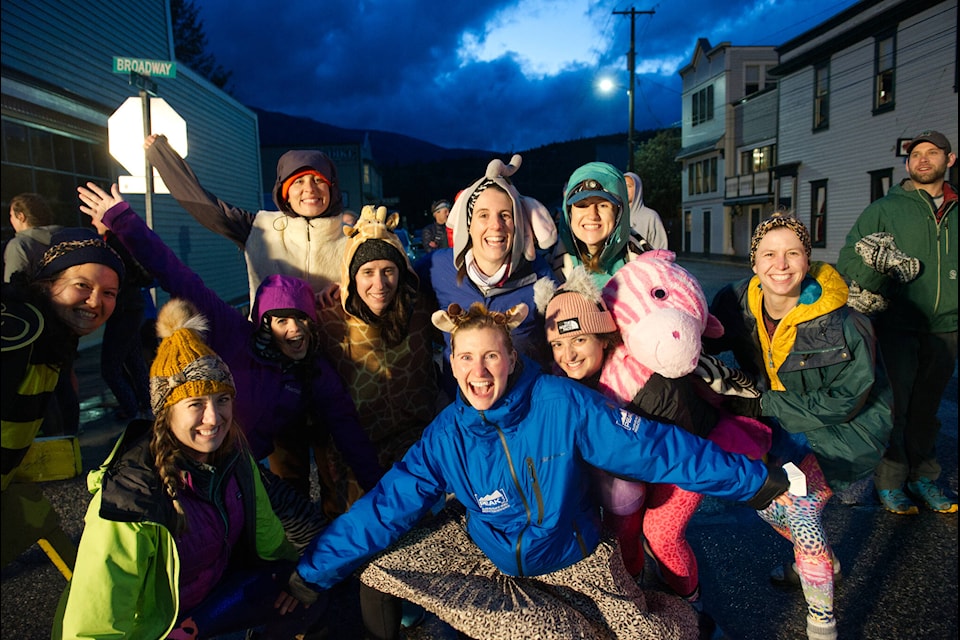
[149, 299, 235, 415]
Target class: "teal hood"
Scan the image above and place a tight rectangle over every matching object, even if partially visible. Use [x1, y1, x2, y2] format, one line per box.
[559, 162, 631, 279]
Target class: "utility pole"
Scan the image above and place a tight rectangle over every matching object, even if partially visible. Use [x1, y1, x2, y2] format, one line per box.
[613, 7, 655, 173]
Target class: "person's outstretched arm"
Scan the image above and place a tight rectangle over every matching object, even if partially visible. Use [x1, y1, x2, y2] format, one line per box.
[77, 182, 249, 348]
[144, 134, 255, 249]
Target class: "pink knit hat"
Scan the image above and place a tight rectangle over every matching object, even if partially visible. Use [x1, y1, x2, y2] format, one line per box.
[537, 266, 617, 342]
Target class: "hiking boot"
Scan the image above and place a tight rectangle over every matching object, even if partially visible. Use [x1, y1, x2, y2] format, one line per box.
[877, 487, 919, 515]
[906, 478, 958, 513]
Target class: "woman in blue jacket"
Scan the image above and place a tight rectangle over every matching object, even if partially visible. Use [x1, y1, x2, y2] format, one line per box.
[287, 301, 789, 640]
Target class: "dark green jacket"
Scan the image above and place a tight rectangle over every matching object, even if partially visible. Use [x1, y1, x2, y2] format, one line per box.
[837, 180, 958, 333]
[709, 264, 894, 490]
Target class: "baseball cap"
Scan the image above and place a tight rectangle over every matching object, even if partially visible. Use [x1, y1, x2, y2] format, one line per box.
[906, 130, 952, 155]
[566, 178, 622, 208]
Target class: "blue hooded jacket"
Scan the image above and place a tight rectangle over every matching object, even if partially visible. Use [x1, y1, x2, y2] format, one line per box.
[296, 357, 775, 588]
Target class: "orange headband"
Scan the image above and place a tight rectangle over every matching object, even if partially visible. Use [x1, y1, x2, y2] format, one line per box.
[281, 170, 330, 201]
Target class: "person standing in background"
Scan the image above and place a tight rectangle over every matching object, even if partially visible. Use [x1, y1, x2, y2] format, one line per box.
[836, 129, 958, 515]
[144, 134, 347, 309]
[4, 193, 64, 282]
[421, 199, 450, 252]
[624, 171, 668, 250]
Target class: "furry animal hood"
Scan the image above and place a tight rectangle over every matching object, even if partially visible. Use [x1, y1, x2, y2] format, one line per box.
[449, 155, 556, 275]
[340, 205, 418, 314]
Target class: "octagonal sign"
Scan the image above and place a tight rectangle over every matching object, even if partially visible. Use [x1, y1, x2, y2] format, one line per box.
[108, 97, 187, 191]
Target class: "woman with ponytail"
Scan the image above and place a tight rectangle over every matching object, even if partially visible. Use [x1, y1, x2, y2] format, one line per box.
[55, 300, 322, 639]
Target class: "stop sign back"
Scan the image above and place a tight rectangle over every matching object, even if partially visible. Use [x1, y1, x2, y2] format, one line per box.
[108, 97, 187, 189]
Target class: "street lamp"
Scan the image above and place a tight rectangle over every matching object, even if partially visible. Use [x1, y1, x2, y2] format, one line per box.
[597, 76, 632, 170]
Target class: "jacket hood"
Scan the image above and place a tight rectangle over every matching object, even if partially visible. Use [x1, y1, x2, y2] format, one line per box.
[449, 155, 555, 275]
[252, 274, 317, 325]
[271, 149, 343, 217]
[560, 162, 631, 274]
[340, 205, 418, 314]
[624, 170, 646, 213]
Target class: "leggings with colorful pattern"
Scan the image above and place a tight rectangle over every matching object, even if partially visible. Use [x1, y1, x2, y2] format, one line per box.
[757, 453, 835, 623]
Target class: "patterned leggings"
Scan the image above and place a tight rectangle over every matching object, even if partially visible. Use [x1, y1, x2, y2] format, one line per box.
[643, 484, 703, 598]
[757, 453, 835, 623]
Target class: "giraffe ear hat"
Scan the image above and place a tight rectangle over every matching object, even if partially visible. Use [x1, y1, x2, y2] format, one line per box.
[339, 204, 418, 312]
[431, 302, 528, 335]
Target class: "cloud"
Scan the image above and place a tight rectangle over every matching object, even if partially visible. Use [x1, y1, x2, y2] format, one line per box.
[195, 0, 861, 151]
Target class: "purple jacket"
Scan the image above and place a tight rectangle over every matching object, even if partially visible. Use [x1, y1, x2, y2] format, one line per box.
[102, 202, 382, 490]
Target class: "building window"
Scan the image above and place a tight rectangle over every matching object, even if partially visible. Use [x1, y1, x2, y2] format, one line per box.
[810, 180, 827, 248]
[1, 119, 111, 235]
[688, 157, 718, 195]
[740, 145, 776, 174]
[874, 33, 896, 112]
[745, 65, 760, 96]
[691, 85, 714, 126]
[869, 169, 893, 202]
[745, 64, 777, 96]
[814, 62, 829, 130]
[764, 65, 777, 90]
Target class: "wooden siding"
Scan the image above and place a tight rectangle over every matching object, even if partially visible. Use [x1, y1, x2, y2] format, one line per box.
[2, 0, 258, 309]
[776, 0, 957, 264]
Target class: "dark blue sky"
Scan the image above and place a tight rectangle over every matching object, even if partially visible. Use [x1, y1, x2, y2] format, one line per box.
[197, 0, 861, 152]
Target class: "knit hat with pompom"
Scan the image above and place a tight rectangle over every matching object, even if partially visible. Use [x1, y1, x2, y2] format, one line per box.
[535, 266, 617, 343]
[149, 299, 235, 415]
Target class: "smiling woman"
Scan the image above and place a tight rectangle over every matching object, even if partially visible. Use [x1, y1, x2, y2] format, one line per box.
[286, 300, 790, 640]
[54, 300, 328, 638]
[76, 182, 384, 519]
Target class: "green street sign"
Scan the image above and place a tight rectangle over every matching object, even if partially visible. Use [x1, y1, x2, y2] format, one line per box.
[112, 57, 177, 79]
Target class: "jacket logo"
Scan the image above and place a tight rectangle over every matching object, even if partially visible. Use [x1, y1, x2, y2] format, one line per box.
[476, 488, 510, 514]
[617, 409, 643, 433]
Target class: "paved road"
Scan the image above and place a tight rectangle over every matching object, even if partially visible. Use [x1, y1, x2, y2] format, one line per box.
[2, 255, 956, 639]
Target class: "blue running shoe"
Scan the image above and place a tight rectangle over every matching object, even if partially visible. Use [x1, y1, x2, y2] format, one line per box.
[906, 478, 958, 513]
[877, 488, 919, 515]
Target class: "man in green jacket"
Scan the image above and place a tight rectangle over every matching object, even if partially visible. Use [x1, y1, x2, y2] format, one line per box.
[837, 130, 958, 515]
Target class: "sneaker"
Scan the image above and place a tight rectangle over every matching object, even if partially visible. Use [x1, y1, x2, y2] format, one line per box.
[906, 478, 958, 513]
[877, 487, 919, 515]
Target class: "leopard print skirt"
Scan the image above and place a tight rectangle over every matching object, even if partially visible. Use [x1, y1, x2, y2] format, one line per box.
[359, 506, 698, 640]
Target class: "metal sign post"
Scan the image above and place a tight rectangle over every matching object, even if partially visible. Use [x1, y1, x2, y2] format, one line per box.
[132, 72, 158, 229]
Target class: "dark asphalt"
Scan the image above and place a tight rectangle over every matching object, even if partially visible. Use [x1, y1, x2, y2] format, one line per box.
[2, 256, 956, 639]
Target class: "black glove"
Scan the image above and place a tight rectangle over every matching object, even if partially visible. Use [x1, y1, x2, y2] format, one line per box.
[723, 394, 763, 418]
[747, 461, 789, 510]
[287, 570, 322, 606]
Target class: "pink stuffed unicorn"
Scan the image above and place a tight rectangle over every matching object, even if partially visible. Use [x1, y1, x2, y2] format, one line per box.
[599, 250, 771, 459]
[593, 250, 771, 604]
